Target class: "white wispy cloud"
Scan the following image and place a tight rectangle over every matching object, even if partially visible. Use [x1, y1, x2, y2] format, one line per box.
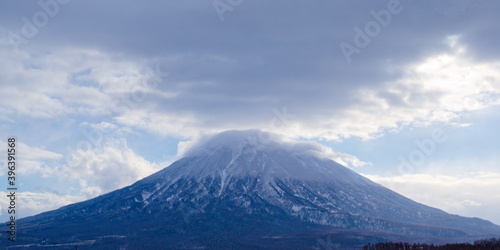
[55, 138, 162, 198]
[0, 135, 163, 200]
[0, 191, 84, 222]
[94, 37, 500, 141]
[364, 172, 500, 225]
[0, 47, 153, 119]
[306, 38, 500, 140]
[2, 26, 499, 143]
[0, 140, 62, 176]
[177, 130, 371, 169]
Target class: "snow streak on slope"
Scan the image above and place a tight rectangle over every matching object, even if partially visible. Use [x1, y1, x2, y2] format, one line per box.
[126, 130, 499, 235]
[9, 130, 500, 249]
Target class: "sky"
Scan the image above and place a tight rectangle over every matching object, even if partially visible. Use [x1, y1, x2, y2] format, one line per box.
[0, 0, 499, 224]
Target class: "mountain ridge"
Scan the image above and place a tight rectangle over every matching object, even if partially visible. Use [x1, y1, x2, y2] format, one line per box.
[3, 129, 500, 249]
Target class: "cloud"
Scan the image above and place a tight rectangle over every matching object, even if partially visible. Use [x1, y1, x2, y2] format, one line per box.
[18, 142, 63, 161]
[87, 121, 117, 131]
[0, 46, 158, 120]
[0, 191, 84, 222]
[329, 36, 500, 138]
[364, 172, 500, 225]
[0, 136, 162, 199]
[0, 140, 63, 176]
[57, 138, 162, 198]
[1, 1, 499, 143]
[328, 151, 372, 168]
[107, 35, 500, 142]
[113, 110, 193, 137]
[179, 129, 370, 169]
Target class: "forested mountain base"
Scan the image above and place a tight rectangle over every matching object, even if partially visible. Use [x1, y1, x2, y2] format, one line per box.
[363, 238, 500, 250]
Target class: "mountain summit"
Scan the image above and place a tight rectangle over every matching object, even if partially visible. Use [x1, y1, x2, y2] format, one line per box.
[5, 130, 500, 249]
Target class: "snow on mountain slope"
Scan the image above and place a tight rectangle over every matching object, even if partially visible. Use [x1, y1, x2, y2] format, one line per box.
[128, 130, 498, 235]
[7, 129, 500, 249]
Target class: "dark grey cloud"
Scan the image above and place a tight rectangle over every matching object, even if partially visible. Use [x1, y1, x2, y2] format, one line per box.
[1, 0, 500, 138]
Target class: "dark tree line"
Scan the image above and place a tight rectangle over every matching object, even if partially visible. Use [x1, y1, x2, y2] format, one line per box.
[363, 238, 500, 250]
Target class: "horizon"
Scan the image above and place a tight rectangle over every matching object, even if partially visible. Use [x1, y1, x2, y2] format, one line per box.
[0, 0, 499, 228]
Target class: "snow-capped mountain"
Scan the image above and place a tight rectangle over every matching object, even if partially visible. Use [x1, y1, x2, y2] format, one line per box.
[4, 130, 500, 249]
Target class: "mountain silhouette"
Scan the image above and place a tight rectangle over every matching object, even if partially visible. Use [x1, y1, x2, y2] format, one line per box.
[3, 130, 500, 249]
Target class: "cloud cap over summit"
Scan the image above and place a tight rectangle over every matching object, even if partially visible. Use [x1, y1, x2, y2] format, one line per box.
[182, 129, 330, 157]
